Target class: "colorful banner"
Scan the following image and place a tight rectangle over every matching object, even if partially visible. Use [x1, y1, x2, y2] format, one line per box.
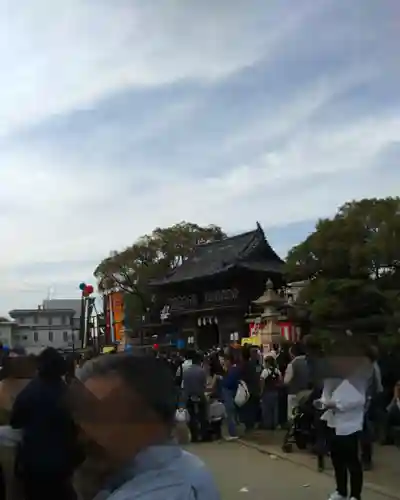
[104, 292, 124, 344]
[279, 321, 300, 342]
[110, 292, 124, 343]
[249, 322, 262, 336]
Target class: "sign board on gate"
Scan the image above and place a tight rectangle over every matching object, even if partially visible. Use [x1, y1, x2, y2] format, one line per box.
[241, 336, 261, 346]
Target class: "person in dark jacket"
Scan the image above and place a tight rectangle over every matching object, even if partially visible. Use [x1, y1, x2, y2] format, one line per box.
[10, 347, 83, 500]
[221, 351, 240, 440]
[239, 346, 260, 431]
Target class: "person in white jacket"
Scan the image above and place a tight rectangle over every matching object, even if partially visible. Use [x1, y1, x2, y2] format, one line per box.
[317, 360, 371, 500]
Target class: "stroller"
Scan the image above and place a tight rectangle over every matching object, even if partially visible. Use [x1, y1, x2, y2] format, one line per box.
[206, 398, 225, 441]
[282, 388, 327, 471]
[178, 395, 225, 443]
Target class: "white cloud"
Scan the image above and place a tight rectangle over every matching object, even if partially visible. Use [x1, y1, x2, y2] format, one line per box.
[0, 0, 398, 313]
[0, 0, 319, 136]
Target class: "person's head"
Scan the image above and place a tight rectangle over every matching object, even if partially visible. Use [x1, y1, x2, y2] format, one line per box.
[72, 353, 177, 462]
[250, 348, 259, 360]
[241, 345, 251, 362]
[264, 354, 276, 368]
[289, 342, 305, 359]
[302, 335, 322, 356]
[325, 337, 371, 379]
[394, 380, 400, 399]
[223, 351, 236, 371]
[209, 352, 223, 376]
[185, 349, 195, 361]
[37, 347, 66, 380]
[365, 345, 379, 362]
[280, 340, 292, 355]
[191, 351, 202, 365]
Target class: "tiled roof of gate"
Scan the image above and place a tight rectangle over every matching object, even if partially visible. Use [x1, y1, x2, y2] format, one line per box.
[152, 223, 284, 285]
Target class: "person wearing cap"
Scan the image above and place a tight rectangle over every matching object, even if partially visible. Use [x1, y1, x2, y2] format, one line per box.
[73, 353, 220, 500]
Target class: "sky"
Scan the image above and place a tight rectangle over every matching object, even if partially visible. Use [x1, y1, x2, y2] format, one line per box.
[0, 0, 399, 314]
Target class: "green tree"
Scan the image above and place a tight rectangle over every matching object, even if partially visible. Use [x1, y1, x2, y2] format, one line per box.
[94, 222, 226, 324]
[285, 197, 400, 332]
[286, 197, 400, 282]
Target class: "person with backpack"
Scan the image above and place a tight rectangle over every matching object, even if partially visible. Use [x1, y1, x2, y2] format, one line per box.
[260, 354, 282, 430]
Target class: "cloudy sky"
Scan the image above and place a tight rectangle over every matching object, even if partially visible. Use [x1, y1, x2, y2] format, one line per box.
[0, 0, 399, 313]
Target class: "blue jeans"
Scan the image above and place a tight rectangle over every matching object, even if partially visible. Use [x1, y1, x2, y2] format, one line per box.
[261, 391, 279, 430]
[222, 388, 237, 437]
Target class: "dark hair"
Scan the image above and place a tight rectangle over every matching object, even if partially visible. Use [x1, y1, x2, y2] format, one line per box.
[365, 345, 378, 362]
[302, 335, 322, 354]
[264, 355, 277, 367]
[209, 353, 223, 376]
[290, 342, 305, 358]
[77, 353, 177, 425]
[223, 350, 236, 365]
[37, 347, 66, 379]
[191, 351, 202, 364]
[241, 345, 251, 361]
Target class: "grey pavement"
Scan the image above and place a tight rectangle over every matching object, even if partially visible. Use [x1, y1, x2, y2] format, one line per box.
[238, 430, 399, 498]
[187, 441, 397, 500]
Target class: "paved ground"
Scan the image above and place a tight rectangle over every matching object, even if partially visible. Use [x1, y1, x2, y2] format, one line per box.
[187, 441, 397, 500]
[240, 430, 399, 497]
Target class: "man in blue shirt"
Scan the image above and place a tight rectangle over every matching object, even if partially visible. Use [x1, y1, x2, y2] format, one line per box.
[73, 353, 220, 500]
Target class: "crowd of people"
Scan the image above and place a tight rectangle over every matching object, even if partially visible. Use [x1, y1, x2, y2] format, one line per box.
[0, 344, 221, 500]
[156, 337, 400, 500]
[159, 340, 400, 447]
[0, 337, 398, 500]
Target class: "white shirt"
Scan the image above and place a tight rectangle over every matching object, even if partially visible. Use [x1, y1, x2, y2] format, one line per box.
[260, 367, 281, 380]
[176, 359, 192, 378]
[320, 378, 365, 436]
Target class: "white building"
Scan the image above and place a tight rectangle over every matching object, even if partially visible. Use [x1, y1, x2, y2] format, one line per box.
[43, 299, 81, 332]
[0, 320, 14, 347]
[9, 301, 79, 354]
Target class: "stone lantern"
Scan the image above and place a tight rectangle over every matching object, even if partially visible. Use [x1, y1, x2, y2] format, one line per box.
[252, 279, 285, 347]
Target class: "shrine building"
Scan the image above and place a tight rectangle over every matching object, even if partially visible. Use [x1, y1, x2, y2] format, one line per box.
[146, 223, 288, 350]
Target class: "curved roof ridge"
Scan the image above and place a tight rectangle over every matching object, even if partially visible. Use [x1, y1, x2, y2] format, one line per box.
[195, 227, 259, 248]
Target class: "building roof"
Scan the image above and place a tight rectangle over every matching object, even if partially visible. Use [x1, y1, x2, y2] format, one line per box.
[9, 308, 76, 318]
[152, 223, 284, 286]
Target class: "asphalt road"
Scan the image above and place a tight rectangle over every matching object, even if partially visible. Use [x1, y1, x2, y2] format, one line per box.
[187, 442, 394, 500]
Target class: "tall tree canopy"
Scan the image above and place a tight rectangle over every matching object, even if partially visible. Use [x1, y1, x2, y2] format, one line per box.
[94, 222, 226, 320]
[285, 197, 400, 332]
